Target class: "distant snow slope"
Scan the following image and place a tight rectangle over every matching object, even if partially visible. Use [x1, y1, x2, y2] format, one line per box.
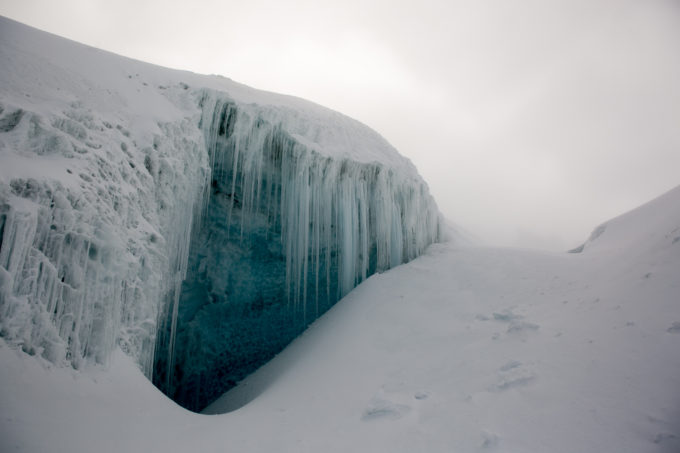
[2, 172, 678, 453]
[570, 185, 680, 257]
[0, 14, 441, 395]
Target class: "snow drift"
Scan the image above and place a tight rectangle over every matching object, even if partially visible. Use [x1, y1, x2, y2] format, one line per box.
[0, 17, 442, 410]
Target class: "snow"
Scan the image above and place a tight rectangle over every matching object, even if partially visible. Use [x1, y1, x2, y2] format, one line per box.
[1, 16, 679, 453]
[2, 182, 680, 452]
[570, 185, 680, 257]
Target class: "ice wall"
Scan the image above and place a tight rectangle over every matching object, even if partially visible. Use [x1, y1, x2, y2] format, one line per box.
[152, 92, 442, 410]
[0, 16, 443, 412]
[0, 98, 209, 375]
[0, 88, 441, 413]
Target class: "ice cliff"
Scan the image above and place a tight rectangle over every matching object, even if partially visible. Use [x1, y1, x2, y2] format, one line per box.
[0, 17, 442, 410]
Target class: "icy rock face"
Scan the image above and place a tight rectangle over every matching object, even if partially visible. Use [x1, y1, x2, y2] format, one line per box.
[153, 92, 442, 410]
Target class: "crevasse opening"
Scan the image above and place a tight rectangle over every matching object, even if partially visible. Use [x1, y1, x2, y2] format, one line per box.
[151, 91, 442, 411]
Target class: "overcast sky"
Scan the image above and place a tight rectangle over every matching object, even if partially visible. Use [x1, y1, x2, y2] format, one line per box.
[2, 0, 680, 250]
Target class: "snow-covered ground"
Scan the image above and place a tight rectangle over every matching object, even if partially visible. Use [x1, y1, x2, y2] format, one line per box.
[1, 15, 679, 453]
[2, 184, 679, 452]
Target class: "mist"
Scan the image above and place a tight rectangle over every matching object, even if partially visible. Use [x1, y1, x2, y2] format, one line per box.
[3, 0, 679, 250]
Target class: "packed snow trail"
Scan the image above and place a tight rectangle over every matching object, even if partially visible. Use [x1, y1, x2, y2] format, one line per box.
[2, 184, 679, 452]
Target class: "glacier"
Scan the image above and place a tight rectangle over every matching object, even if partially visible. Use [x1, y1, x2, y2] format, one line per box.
[0, 17, 442, 410]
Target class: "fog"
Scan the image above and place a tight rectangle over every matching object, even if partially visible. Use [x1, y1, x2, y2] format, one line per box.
[3, 0, 679, 250]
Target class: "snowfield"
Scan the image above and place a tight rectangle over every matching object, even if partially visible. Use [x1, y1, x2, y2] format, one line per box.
[1, 16, 680, 453]
[2, 184, 680, 452]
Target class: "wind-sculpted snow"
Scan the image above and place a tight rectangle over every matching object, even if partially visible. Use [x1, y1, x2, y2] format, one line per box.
[0, 17, 442, 411]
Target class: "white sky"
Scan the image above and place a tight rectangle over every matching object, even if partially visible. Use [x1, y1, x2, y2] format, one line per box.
[2, 0, 680, 250]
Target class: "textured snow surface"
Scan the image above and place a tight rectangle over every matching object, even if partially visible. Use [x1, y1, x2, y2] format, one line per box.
[2, 184, 679, 452]
[0, 14, 441, 393]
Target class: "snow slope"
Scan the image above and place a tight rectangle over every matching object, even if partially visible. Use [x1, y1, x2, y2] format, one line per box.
[0, 14, 441, 407]
[2, 183, 679, 452]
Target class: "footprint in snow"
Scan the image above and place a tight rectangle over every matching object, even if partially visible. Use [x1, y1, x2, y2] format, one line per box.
[499, 360, 522, 371]
[361, 398, 411, 421]
[492, 310, 522, 322]
[492, 361, 536, 391]
[506, 321, 540, 334]
[479, 431, 500, 451]
[653, 432, 679, 448]
[414, 391, 429, 400]
[495, 374, 535, 391]
[667, 322, 680, 333]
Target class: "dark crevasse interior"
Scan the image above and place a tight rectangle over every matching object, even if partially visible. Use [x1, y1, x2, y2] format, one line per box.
[153, 174, 313, 412]
[152, 92, 440, 412]
[153, 165, 342, 412]
[153, 98, 343, 412]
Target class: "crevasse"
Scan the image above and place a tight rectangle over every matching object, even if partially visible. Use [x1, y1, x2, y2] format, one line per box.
[152, 91, 442, 411]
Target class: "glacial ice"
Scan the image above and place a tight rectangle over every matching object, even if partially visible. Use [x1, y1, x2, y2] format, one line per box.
[0, 16, 442, 412]
[152, 92, 442, 410]
[0, 104, 208, 375]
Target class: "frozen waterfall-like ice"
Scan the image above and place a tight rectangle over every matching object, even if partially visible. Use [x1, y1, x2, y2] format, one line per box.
[0, 16, 443, 412]
[152, 92, 442, 410]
